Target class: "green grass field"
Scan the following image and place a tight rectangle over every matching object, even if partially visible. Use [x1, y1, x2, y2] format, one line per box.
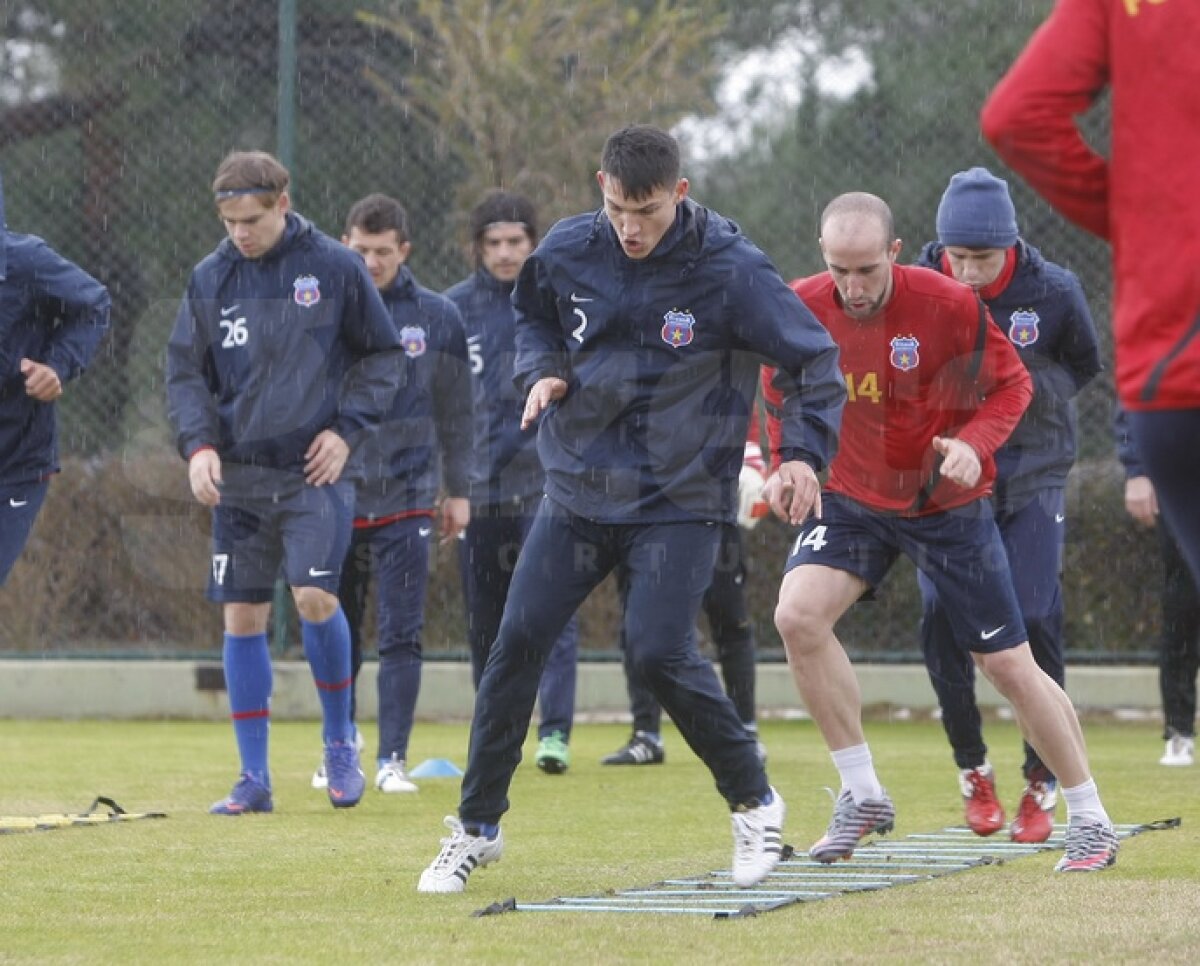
[1, 717, 1197, 964]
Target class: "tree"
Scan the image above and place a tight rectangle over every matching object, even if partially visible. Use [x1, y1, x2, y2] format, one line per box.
[357, 0, 727, 218]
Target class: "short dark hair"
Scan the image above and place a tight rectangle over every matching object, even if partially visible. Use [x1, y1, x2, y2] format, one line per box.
[468, 190, 538, 247]
[344, 193, 410, 244]
[600, 125, 680, 201]
[212, 151, 289, 206]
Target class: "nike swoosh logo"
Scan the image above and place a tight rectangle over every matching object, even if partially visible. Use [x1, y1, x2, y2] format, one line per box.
[418, 526, 432, 537]
[329, 789, 345, 799]
[570, 292, 593, 303]
[9, 498, 28, 508]
[1055, 514, 1065, 523]
[980, 625, 1005, 641]
[221, 304, 241, 316]
[308, 567, 333, 577]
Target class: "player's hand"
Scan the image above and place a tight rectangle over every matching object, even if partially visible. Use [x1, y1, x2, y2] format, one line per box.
[932, 436, 981, 488]
[305, 430, 350, 486]
[188, 448, 223, 507]
[521, 377, 568, 430]
[1124, 475, 1158, 528]
[764, 460, 822, 526]
[20, 358, 63, 402]
[438, 496, 470, 545]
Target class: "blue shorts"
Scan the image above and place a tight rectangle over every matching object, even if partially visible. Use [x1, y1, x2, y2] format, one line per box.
[784, 492, 1027, 653]
[0, 479, 50, 586]
[207, 468, 354, 604]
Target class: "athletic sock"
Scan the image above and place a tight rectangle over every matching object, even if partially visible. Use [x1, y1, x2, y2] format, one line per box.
[1061, 777, 1110, 825]
[222, 631, 272, 786]
[831, 743, 885, 802]
[301, 607, 354, 744]
[463, 821, 500, 840]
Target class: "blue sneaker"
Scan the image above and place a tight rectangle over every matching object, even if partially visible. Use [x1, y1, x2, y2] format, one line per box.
[210, 774, 273, 815]
[325, 739, 365, 809]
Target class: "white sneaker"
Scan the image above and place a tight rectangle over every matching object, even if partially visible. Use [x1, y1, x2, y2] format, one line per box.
[730, 786, 785, 887]
[417, 816, 504, 893]
[1160, 734, 1195, 767]
[312, 726, 364, 789]
[376, 757, 418, 793]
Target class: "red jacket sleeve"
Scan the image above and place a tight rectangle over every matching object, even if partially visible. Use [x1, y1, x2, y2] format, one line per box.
[980, 0, 1111, 239]
[954, 305, 1034, 462]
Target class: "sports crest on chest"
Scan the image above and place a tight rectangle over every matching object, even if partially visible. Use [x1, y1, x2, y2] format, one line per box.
[401, 325, 428, 358]
[293, 275, 321, 308]
[1008, 308, 1040, 346]
[889, 334, 920, 371]
[661, 308, 696, 348]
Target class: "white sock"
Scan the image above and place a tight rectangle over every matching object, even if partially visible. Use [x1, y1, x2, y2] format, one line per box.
[1062, 778, 1109, 825]
[831, 743, 884, 802]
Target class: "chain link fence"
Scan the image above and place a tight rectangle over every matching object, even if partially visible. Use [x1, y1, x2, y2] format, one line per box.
[0, 1, 1160, 661]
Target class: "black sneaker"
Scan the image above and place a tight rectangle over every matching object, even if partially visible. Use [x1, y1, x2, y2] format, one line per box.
[601, 731, 664, 766]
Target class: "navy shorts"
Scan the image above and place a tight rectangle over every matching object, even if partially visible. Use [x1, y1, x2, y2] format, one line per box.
[784, 492, 1027, 653]
[207, 468, 354, 604]
[0, 479, 50, 586]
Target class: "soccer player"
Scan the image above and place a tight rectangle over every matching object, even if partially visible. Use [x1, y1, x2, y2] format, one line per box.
[982, 0, 1200, 591]
[444, 191, 580, 775]
[166, 151, 403, 814]
[417, 124, 845, 893]
[1115, 406, 1199, 768]
[1, 167, 111, 586]
[308, 193, 472, 795]
[914, 168, 1102, 842]
[764, 192, 1119, 873]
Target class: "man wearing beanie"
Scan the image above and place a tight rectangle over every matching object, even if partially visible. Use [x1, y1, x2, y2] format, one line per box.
[917, 166, 1102, 845]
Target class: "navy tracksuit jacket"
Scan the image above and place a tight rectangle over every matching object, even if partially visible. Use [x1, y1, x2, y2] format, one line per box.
[458, 198, 846, 823]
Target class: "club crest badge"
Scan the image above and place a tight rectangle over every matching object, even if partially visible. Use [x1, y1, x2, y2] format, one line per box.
[1008, 309, 1040, 346]
[400, 325, 428, 358]
[661, 309, 696, 348]
[293, 275, 321, 308]
[889, 335, 920, 371]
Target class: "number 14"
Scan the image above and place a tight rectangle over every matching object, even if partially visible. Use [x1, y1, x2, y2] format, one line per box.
[845, 371, 882, 403]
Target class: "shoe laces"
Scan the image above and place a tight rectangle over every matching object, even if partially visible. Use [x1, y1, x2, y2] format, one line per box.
[430, 816, 473, 871]
[1063, 820, 1115, 861]
[326, 741, 357, 775]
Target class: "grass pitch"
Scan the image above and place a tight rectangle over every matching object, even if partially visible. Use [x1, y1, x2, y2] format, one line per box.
[1, 716, 1197, 964]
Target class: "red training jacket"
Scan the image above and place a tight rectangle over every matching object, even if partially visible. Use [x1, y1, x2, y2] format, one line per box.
[981, 0, 1200, 411]
[764, 265, 1032, 516]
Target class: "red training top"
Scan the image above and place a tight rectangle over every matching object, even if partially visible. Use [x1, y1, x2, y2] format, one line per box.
[764, 264, 1032, 516]
[981, 0, 1200, 410]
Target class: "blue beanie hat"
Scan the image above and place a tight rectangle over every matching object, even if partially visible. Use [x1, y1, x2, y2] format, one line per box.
[936, 167, 1018, 249]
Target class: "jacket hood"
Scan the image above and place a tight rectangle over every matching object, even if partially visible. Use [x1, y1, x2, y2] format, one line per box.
[586, 197, 742, 273]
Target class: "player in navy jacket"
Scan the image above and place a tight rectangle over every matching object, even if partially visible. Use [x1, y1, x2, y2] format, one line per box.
[0, 168, 111, 585]
[310, 193, 472, 796]
[418, 125, 845, 895]
[166, 151, 402, 815]
[915, 168, 1102, 844]
[444, 191, 580, 776]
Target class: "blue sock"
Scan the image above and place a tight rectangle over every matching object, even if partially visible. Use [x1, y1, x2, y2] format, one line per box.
[223, 632, 272, 786]
[302, 607, 354, 744]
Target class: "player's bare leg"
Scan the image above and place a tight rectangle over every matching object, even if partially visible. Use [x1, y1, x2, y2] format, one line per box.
[975, 645, 1089, 787]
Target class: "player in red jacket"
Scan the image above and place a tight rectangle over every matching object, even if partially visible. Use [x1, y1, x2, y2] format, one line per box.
[763, 192, 1118, 872]
[982, 0, 1200, 589]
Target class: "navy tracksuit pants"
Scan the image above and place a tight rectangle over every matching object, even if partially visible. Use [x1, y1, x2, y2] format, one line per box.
[459, 495, 578, 740]
[620, 523, 757, 733]
[459, 500, 768, 825]
[918, 487, 1065, 778]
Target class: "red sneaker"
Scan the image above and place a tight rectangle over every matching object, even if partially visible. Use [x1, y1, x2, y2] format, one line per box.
[959, 765, 1005, 836]
[1010, 779, 1057, 843]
